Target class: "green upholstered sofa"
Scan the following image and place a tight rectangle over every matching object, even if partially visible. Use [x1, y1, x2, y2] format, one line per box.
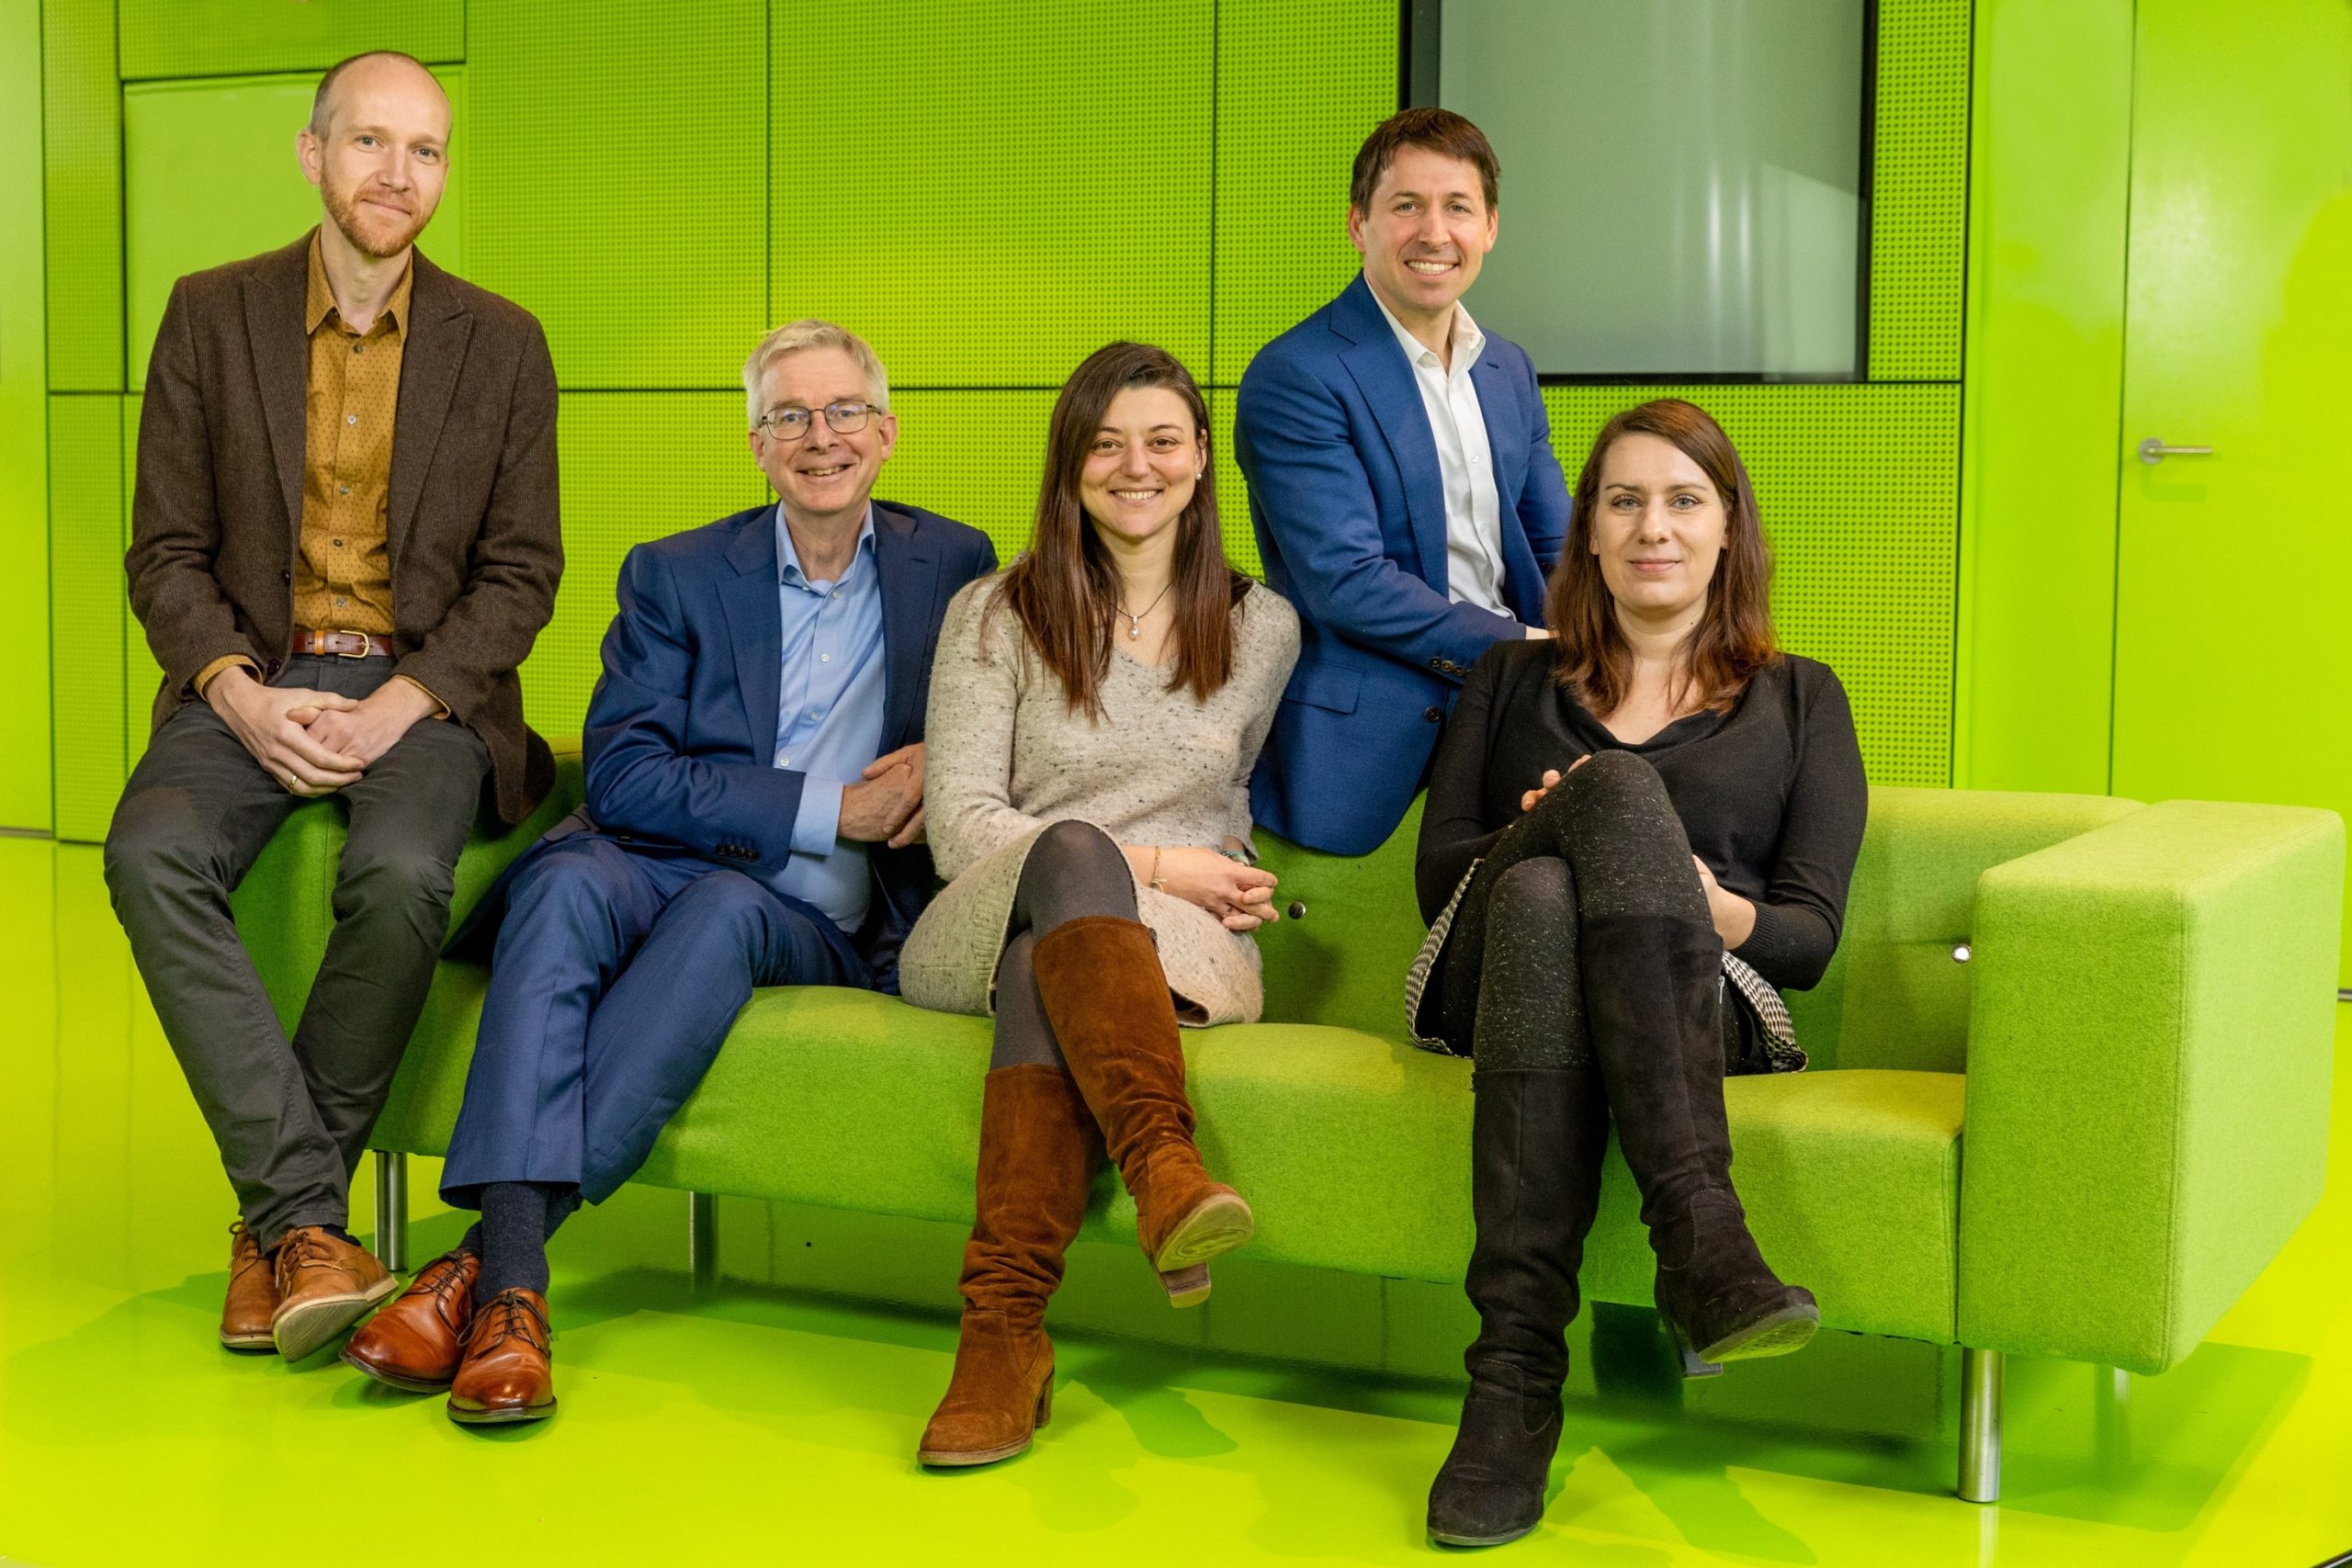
[230, 752, 2343, 1502]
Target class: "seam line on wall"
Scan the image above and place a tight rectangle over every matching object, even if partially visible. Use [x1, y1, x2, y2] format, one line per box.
[1207, 0, 1219, 387]
[1945, 0, 1979, 789]
[2107, 0, 2141, 798]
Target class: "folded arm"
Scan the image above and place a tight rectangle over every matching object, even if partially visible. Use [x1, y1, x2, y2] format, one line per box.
[1238, 354, 1523, 679]
[126, 278, 259, 696]
[390, 319, 563, 727]
[582, 542, 816, 862]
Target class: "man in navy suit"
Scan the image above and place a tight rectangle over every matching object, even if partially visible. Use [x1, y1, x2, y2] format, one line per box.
[1236, 107, 1570, 855]
[342, 321, 996, 1422]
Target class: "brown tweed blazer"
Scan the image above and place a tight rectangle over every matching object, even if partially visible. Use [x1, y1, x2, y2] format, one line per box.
[128, 231, 563, 826]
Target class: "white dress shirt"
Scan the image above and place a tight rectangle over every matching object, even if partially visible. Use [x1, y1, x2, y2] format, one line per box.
[1371, 288, 1510, 615]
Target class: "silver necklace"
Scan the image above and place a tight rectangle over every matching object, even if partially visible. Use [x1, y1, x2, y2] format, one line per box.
[1116, 581, 1173, 639]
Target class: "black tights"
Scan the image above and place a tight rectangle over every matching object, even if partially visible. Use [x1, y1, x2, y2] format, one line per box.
[989, 820, 1140, 1072]
[1439, 750, 1753, 1072]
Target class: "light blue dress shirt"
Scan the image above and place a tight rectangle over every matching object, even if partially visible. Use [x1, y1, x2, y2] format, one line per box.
[773, 507, 888, 932]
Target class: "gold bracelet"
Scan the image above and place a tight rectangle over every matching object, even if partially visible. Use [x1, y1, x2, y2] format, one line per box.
[1148, 844, 1166, 893]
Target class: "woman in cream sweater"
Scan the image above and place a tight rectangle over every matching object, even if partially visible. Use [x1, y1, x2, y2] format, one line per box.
[899, 342, 1297, 1469]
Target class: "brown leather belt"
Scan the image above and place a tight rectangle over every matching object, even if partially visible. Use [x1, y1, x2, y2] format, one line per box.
[290, 626, 395, 660]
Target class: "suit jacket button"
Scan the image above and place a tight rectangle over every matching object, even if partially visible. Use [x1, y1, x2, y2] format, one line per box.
[1423, 705, 1443, 723]
[280, 570, 293, 584]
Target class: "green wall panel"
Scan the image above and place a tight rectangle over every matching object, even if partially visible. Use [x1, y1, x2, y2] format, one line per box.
[881, 390, 1056, 568]
[520, 394, 769, 745]
[50, 396, 124, 843]
[1212, 0, 1395, 386]
[469, 0, 764, 390]
[1547, 385, 1960, 789]
[1867, 0, 1972, 379]
[124, 70, 469, 389]
[119, 0, 461, 81]
[1204, 388, 1261, 580]
[3, 0, 52, 829]
[41, 0, 122, 393]
[1953, 0, 2131, 795]
[770, 0, 1213, 389]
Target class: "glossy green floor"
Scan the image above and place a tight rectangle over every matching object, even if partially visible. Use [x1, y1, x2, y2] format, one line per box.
[1, 836, 2345, 1567]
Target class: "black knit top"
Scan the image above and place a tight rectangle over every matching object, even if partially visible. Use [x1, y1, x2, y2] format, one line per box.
[1415, 640, 1868, 992]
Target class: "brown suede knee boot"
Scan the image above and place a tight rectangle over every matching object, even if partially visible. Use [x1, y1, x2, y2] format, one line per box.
[919, 1065, 1101, 1467]
[1030, 914, 1253, 1306]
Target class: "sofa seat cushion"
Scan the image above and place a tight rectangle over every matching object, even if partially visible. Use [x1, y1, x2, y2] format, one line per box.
[377, 972, 1962, 1343]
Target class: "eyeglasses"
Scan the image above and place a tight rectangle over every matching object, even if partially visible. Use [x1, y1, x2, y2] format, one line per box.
[754, 400, 878, 440]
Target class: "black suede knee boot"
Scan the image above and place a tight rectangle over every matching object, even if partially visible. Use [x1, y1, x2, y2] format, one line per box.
[1582, 914, 1816, 1374]
[1426, 855, 1611, 1549]
[1427, 1064, 1611, 1547]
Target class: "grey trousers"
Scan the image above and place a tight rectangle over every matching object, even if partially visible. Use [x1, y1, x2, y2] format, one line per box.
[104, 656, 491, 1248]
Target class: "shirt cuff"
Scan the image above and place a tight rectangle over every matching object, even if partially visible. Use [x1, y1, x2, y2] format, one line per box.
[192, 654, 258, 699]
[391, 673, 450, 719]
[791, 778, 844, 856]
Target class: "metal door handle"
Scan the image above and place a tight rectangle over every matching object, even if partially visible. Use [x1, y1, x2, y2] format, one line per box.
[2140, 437, 2214, 464]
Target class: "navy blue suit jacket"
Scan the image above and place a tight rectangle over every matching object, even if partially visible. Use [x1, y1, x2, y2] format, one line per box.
[1234, 275, 1569, 854]
[456, 499, 996, 989]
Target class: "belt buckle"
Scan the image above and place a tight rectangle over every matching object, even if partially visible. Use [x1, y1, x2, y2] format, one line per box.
[333, 627, 371, 659]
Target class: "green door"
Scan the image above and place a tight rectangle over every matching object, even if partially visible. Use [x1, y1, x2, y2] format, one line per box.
[2109, 0, 2352, 981]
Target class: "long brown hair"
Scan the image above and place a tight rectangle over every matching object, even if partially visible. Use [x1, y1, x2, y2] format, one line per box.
[1545, 398, 1779, 717]
[997, 342, 1250, 718]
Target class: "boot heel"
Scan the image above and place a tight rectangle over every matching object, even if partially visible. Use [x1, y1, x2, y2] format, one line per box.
[1662, 1312, 1723, 1379]
[1034, 1376, 1054, 1429]
[1158, 1263, 1211, 1307]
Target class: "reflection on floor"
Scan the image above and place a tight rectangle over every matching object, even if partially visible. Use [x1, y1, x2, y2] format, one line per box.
[3, 838, 2346, 1567]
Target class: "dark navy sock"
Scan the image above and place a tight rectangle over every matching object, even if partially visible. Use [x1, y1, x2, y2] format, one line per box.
[473, 1181, 580, 1304]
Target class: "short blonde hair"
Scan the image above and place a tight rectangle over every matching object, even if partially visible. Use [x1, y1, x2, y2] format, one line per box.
[741, 321, 889, 427]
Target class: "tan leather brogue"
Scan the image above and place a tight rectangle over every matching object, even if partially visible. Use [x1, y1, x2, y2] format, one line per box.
[220, 1222, 278, 1352]
[269, 1226, 399, 1361]
[342, 1249, 481, 1391]
[447, 1288, 555, 1426]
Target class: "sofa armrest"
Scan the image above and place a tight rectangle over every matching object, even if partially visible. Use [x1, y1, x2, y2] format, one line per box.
[1958, 800, 2343, 1373]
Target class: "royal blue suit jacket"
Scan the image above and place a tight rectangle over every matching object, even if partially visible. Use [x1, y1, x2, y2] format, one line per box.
[1234, 274, 1569, 854]
[455, 499, 996, 990]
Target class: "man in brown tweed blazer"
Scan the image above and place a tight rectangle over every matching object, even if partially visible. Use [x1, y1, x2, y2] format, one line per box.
[103, 50, 561, 1363]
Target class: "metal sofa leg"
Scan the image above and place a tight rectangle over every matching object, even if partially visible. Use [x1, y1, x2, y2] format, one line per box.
[372, 1151, 410, 1274]
[689, 1191, 717, 1295]
[1959, 1347, 2005, 1503]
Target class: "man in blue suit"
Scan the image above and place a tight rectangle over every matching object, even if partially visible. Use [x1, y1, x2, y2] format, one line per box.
[342, 321, 996, 1422]
[1236, 107, 1570, 854]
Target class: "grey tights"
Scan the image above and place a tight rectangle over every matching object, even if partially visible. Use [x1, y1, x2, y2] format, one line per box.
[989, 820, 1141, 1072]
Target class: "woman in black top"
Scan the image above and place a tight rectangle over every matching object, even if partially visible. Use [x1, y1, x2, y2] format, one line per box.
[1417, 400, 1866, 1548]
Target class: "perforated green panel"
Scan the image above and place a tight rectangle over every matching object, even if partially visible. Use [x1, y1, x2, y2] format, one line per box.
[49, 396, 125, 843]
[1867, 0, 1972, 379]
[1204, 388, 1262, 579]
[41, 0, 122, 392]
[117, 0, 462, 81]
[124, 71, 469, 389]
[770, 0, 1213, 389]
[1546, 384, 1959, 788]
[468, 0, 764, 390]
[881, 390, 1055, 568]
[1212, 0, 1395, 386]
[518, 394, 770, 743]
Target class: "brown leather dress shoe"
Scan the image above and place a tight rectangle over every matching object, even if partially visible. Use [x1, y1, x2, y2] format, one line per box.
[447, 1288, 555, 1426]
[342, 1250, 481, 1392]
[220, 1222, 278, 1352]
[269, 1226, 399, 1361]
